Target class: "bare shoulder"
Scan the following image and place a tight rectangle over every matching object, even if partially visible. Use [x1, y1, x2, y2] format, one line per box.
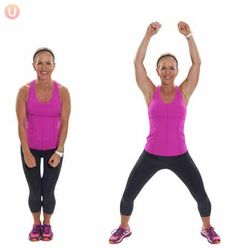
[17, 82, 30, 99]
[57, 83, 70, 100]
[58, 83, 69, 93]
[22, 82, 30, 90]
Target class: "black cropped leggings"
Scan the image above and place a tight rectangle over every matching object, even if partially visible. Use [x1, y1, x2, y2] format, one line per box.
[120, 150, 211, 217]
[21, 148, 62, 214]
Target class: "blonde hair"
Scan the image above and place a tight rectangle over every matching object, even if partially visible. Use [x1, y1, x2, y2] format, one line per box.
[33, 47, 55, 63]
[156, 53, 178, 68]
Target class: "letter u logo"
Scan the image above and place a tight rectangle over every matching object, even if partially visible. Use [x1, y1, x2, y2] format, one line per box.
[5, 4, 20, 19]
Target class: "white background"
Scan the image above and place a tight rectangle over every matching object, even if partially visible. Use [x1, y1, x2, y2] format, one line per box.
[0, 0, 234, 248]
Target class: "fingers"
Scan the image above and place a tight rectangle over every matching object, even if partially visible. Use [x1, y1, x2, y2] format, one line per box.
[24, 155, 36, 168]
[178, 22, 185, 30]
[49, 158, 57, 167]
[26, 162, 36, 168]
[48, 154, 60, 168]
[24, 153, 60, 168]
[150, 21, 161, 32]
[151, 21, 161, 29]
[178, 21, 187, 26]
[146, 21, 161, 37]
[148, 21, 190, 33]
[178, 21, 190, 30]
[177, 21, 191, 36]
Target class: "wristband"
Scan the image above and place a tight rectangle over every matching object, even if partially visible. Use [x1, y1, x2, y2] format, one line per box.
[186, 32, 193, 39]
[55, 150, 64, 158]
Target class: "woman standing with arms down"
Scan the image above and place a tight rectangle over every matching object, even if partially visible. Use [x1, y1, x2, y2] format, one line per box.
[109, 22, 220, 244]
[16, 48, 71, 241]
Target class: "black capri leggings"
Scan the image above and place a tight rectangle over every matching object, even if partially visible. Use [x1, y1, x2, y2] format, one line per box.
[21, 148, 62, 214]
[120, 150, 211, 217]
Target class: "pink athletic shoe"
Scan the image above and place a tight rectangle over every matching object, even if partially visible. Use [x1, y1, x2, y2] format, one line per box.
[28, 224, 41, 241]
[109, 225, 132, 244]
[201, 227, 220, 244]
[41, 224, 53, 241]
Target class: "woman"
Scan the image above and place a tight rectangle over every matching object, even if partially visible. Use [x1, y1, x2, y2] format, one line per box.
[109, 22, 220, 244]
[16, 47, 71, 241]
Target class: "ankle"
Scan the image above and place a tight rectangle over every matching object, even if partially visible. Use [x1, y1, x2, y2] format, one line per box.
[33, 222, 41, 226]
[43, 222, 51, 225]
[120, 224, 129, 229]
[203, 225, 212, 230]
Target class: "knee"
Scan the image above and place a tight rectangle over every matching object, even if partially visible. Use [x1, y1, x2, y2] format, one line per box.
[29, 192, 42, 212]
[198, 198, 211, 217]
[42, 194, 55, 214]
[121, 193, 134, 206]
[120, 196, 134, 216]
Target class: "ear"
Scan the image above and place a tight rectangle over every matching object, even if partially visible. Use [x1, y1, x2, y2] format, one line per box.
[175, 67, 179, 76]
[32, 62, 36, 71]
[156, 68, 160, 76]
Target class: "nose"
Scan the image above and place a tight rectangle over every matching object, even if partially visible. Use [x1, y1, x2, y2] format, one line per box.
[41, 63, 47, 70]
[165, 68, 171, 75]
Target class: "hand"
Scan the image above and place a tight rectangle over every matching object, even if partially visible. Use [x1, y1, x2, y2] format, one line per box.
[48, 153, 61, 168]
[24, 152, 36, 168]
[146, 21, 161, 38]
[178, 21, 191, 36]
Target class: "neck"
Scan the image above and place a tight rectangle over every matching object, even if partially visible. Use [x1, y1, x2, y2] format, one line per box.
[36, 79, 53, 89]
[160, 83, 175, 93]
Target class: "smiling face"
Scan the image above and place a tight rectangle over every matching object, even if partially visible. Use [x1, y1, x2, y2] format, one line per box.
[156, 56, 178, 86]
[33, 52, 55, 81]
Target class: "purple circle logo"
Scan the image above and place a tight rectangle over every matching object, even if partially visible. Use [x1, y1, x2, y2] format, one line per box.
[5, 4, 20, 19]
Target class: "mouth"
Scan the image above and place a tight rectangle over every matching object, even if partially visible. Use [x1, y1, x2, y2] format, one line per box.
[40, 71, 48, 75]
[164, 76, 172, 80]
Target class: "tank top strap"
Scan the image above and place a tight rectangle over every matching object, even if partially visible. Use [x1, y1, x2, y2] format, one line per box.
[53, 80, 58, 88]
[28, 80, 36, 100]
[154, 86, 161, 99]
[53, 81, 58, 94]
[52, 81, 61, 102]
[175, 86, 184, 101]
[153, 85, 184, 102]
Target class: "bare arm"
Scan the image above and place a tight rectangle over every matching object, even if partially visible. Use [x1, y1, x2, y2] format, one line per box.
[178, 21, 201, 104]
[16, 85, 36, 167]
[134, 22, 161, 105]
[57, 86, 71, 152]
[48, 86, 71, 168]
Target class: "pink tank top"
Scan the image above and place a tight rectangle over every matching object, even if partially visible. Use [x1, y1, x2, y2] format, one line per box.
[144, 86, 187, 156]
[26, 80, 62, 150]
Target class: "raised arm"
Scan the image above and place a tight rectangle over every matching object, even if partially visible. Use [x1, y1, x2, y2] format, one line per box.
[134, 22, 161, 105]
[178, 21, 201, 104]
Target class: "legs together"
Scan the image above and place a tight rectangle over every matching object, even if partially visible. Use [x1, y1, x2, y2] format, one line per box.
[21, 148, 62, 241]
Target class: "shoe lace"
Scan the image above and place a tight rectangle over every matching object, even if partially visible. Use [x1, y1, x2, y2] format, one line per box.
[32, 225, 41, 234]
[43, 225, 52, 234]
[111, 227, 128, 237]
[206, 227, 217, 238]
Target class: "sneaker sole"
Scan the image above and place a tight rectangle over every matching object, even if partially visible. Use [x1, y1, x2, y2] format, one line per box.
[41, 236, 53, 241]
[201, 232, 221, 244]
[109, 232, 132, 244]
[29, 237, 40, 242]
